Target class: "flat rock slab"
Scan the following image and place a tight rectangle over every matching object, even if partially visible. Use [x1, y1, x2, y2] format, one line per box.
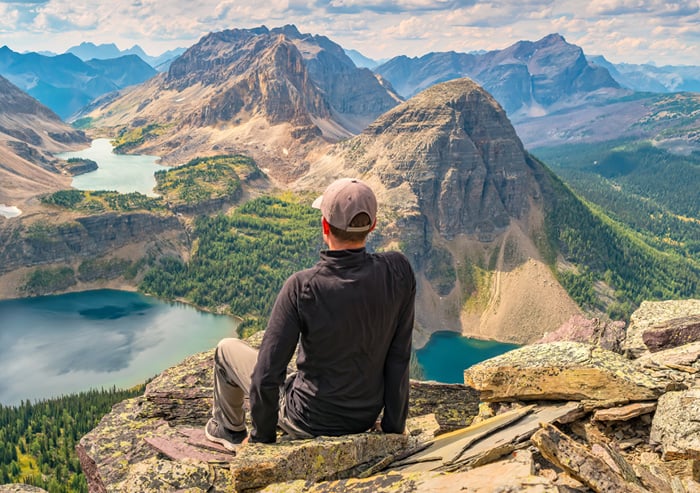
[394, 401, 580, 473]
[261, 449, 557, 492]
[593, 402, 657, 422]
[650, 389, 700, 460]
[464, 342, 663, 402]
[144, 435, 233, 462]
[624, 300, 700, 358]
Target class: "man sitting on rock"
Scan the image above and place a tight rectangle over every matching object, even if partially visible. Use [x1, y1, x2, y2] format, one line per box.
[205, 177, 416, 447]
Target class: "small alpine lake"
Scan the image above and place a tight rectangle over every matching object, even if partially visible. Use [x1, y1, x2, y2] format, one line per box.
[0, 290, 238, 406]
[416, 331, 520, 383]
[57, 138, 165, 196]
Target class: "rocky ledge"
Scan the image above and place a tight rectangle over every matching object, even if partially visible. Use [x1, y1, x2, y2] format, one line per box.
[79, 300, 700, 492]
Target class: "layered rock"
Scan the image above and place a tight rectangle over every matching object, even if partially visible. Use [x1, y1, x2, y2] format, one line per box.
[623, 300, 700, 358]
[0, 212, 187, 275]
[463, 341, 664, 402]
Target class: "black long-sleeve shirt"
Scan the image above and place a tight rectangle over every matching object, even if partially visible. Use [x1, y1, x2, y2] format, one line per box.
[249, 248, 416, 443]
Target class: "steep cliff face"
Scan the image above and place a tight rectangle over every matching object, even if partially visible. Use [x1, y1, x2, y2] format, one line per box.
[0, 211, 188, 298]
[82, 25, 400, 181]
[375, 33, 620, 116]
[300, 78, 581, 344]
[0, 75, 89, 203]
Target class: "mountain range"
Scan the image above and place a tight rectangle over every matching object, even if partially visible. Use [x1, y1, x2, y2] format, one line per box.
[0, 45, 157, 119]
[79, 25, 401, 177]
[64, 42, 186, 71]
[1, 25, 699, 344]
[588, 55, 700, 93]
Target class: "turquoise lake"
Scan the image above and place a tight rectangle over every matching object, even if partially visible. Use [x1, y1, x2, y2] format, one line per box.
[57, 138, 165, 196]
[416, 331, 520, 383]
[0, 290, 238, 406]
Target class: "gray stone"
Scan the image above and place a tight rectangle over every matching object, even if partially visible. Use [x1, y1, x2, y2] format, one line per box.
[650, 389, 700, 460]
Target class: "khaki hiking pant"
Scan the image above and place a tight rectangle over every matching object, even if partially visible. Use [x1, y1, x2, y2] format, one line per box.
[212, 338, 312, 439]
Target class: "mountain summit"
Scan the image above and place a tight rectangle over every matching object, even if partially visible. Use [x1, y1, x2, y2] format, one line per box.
[302, 78, 581, 344]
[82, 25, 401, 180]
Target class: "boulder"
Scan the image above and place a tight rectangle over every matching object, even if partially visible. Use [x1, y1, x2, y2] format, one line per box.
[538, 315, 626, 353]
[642, 315, 700, 353]
[623, 300, 700, 358]
[650, 389, 700, 460]
[463, 342, 663, 401]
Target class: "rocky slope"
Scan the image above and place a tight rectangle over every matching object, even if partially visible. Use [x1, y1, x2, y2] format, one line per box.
[0, 75, 89, 204]
[298, 78, 581, 345]
[375, 33, 621, 116]
[77, 299, 700, 492]
[80, 25, 401, 183]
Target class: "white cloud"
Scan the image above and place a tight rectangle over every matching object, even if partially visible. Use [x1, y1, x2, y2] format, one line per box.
[0, 0, 697, 65]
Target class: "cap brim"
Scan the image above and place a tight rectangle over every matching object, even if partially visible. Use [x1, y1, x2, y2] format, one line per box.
[311, 195, 323, 209]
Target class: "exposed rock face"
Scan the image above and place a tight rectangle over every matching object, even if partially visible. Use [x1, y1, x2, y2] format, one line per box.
[82, 25, 400, 179]
[375, 33, 620, 114]
[623, 300, 700, 358]
[302, 77, 581, 343]
[463, 341, 664, 402]
[0, 75, 89, 203]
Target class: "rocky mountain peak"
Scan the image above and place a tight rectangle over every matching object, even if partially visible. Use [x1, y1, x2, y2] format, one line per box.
[303, 78, 580, 342]
[86, 25, 400, 175]
[332, 78, 535, 242]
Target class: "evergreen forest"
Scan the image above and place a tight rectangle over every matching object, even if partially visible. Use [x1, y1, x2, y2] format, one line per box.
[0, 386, 144, 492]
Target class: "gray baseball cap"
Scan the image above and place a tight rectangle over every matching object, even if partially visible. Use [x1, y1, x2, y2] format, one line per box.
[312, 178, 377, 232]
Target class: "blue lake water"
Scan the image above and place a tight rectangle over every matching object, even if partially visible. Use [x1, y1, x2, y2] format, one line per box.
[416, 331, 520, 384]
[0, 290, 238, 406]
[57, 138, 165, 196]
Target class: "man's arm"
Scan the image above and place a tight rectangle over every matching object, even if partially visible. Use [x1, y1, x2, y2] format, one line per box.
[381, 265, 416, 434]
[249, 276, 301, 443]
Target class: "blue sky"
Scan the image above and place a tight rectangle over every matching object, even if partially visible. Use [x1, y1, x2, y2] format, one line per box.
[0, 0, 699, 65]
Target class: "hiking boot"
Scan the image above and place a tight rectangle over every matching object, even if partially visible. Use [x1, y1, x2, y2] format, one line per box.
[204, 418, 247, 451]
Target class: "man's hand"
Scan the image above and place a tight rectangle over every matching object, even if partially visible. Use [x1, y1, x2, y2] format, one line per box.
[241, 435, 250, 445]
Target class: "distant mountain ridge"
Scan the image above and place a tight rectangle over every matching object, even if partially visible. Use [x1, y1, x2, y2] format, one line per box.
[588, 55, 700, 93]
[375, 33, 620, 116]
[65, 42, 186, 71]
[0, 45, 157, 119]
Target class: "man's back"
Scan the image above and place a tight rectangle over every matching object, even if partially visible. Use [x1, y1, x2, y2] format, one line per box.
[250, 248, 415, 441]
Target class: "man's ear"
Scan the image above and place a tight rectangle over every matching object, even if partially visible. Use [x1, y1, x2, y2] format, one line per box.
[322, 217, 330, 235]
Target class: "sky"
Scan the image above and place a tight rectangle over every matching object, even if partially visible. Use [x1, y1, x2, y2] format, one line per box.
[0, 0, 699, 66]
